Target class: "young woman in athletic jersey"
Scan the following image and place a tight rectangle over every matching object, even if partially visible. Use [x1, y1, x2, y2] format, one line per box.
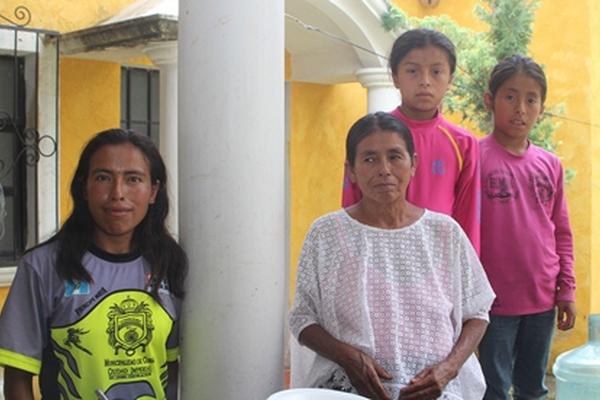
[0, 129, 187, 400]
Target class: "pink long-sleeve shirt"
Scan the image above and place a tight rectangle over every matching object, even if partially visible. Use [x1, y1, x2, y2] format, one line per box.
[480, 135, 575, 315]
[342, 108, 481, 252]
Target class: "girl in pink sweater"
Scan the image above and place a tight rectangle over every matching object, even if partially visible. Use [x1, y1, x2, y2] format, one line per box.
[478, 55, 576, 400]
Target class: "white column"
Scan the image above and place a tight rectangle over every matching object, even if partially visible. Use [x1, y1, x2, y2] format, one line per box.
[144, 41, 178, 237]
[356, 67, 400, 113]
[179, 1, 285, 399]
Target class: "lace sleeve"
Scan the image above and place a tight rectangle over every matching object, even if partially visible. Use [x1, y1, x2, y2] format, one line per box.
[457, 225, 495, 322]
[289, 225, 322, 339]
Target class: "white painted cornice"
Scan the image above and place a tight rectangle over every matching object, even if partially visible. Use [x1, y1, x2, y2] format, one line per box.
[144, 40, 177, 65]
[99, 0, 178, 25]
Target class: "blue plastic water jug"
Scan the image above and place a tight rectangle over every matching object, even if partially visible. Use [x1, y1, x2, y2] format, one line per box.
[552, 314, 600, 399]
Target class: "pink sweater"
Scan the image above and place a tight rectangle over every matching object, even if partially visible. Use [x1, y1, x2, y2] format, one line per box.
[342, 108, 481, 252]
[480, 135, 575, 315]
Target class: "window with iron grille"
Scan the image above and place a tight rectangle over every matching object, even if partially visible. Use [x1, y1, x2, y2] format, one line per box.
[0, 22, 59, 276]
[120, 67, 160, 145]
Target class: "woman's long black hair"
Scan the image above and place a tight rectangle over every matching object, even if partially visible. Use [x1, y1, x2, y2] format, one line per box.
[48, 128, 186, 298]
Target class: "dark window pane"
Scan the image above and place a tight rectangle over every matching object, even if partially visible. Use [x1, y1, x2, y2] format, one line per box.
[0, 132, 16, 260]
[0, 59, 17, 117]
[0, 188, 16, 260]
[0, 136, 23, 265]
[150, 123, 159, 146]
[121, 68, 128, 123]
[150, 71, 159, 123]
[129, 122, 149, 137]
[0, 132, 14, 169]
[0, 55, 26, 265]
[121, 67, 159, 141]
[130, 69, 148, 121]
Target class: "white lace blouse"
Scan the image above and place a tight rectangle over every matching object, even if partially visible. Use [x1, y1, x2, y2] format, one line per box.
[289, 209, 495, 400]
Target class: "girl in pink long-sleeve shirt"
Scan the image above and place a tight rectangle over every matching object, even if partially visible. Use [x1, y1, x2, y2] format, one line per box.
[342, 29, 480, 252]
[478, 55, 576, 400]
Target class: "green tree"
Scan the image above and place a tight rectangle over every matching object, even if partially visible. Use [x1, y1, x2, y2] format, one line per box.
[381, 0, 573, 179]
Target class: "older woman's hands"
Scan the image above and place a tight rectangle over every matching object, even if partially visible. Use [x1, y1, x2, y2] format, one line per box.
[298, 324, 393, 400]
[337, 342, 393, 400]
[397, 360, 458, 399]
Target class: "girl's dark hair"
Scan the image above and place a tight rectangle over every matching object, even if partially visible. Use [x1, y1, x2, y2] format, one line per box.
[49, 129, 187, 298]
[389, 28, 456, 76]
[346, 112, 415, 166]
[488, 55, 547, 103]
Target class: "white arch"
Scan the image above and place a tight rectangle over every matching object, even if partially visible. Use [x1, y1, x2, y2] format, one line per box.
[305, 0, 393, 67]
[286, 0, 395, 83]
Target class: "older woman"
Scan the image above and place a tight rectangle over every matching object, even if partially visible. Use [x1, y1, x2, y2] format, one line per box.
[289, 112, 495, 400]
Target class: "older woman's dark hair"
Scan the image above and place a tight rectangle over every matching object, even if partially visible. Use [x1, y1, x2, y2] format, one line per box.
[50, 129, 186, 298]
[346, 112, 415, 166]
[488, 55, 547, 104]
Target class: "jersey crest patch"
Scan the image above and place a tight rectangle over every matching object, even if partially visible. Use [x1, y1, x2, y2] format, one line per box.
[107, 297, 154, 356]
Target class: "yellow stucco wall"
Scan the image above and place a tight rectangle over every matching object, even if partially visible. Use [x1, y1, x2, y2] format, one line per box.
[289, 82, 366, 300]
[591, 2, 600, 315]
[285, 50, 292, 81]
[529, 0, 592, 357]
[59, 58, 122, 219]
[0, 287, 8, 310]
[0, 0, 134, 32]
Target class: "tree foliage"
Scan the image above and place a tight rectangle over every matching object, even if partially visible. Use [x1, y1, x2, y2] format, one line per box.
[381, 0, 573, 179]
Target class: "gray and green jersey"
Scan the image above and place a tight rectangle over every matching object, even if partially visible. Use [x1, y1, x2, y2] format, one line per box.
[0, 242, 181, 399]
